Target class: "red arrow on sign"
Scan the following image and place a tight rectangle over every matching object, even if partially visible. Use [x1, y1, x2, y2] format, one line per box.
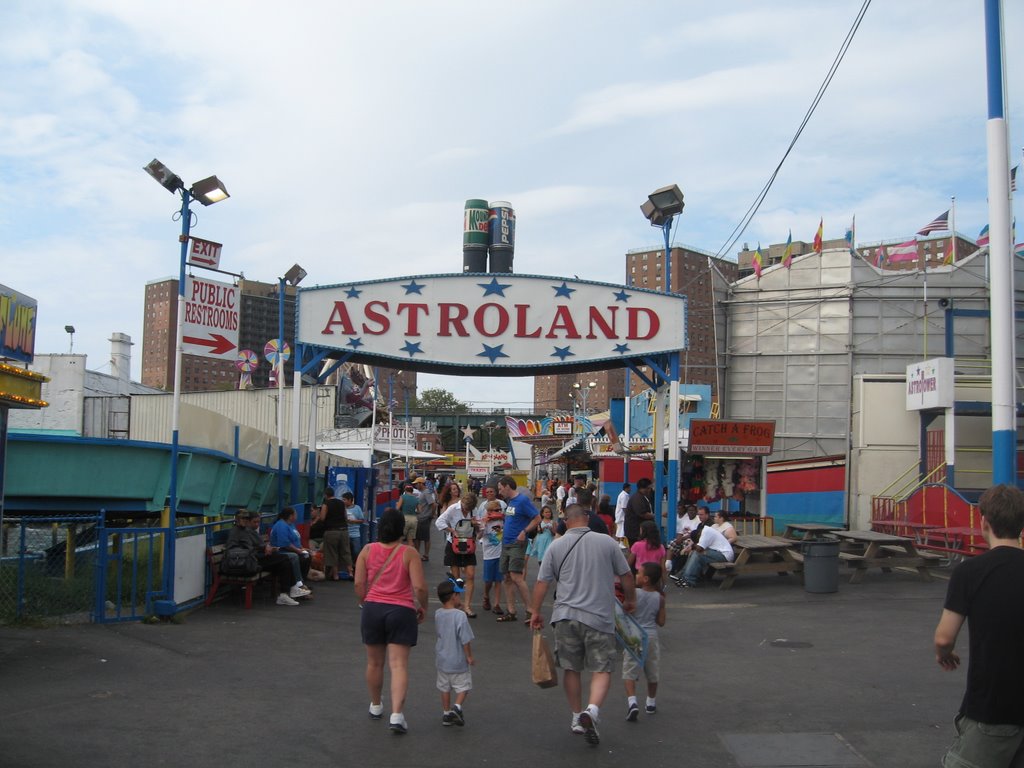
[183, 334, 236, 356]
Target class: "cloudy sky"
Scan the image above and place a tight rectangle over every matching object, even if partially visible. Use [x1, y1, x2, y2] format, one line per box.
[3, 0, 1022, 410]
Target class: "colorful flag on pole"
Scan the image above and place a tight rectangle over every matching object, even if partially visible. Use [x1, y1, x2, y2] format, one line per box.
[917, 210, 950, 235]
[845, 216, 856, 258]
[813, 218, 823, 255]
[1012, 165, 1018, 193]
[874, 245, 885, 267]
[977, 224, 990, 247]
[782, 230, 794, 269]
[1015, 243, 1024, 259]
[887, 240, 919, 262]
[752, 244, 764, 279]
[943, 241, 955, 265]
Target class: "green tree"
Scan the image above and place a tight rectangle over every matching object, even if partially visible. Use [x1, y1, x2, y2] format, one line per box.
[416, 387, 470, 413]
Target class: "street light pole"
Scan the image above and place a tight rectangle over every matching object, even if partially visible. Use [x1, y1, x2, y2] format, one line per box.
[144, 159, 229, 616]
[642, 184, 684, 539]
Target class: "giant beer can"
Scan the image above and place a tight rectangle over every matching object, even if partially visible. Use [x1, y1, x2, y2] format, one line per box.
[488, 201, 515, 273]
[463, 199, 489, 273]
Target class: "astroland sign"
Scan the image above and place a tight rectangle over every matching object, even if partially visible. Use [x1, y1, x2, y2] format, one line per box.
[296, 274, 688, 375]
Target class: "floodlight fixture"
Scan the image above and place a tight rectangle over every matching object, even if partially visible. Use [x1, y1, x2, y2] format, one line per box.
[647, 184, 685, 217]
[144, 158, 184, 194]
[64, 325, 75, 334]
[190, 175, 230, 206]
[283, 263, 308, 286]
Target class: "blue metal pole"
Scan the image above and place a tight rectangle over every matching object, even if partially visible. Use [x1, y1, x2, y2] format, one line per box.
[157, 188, 191, 614]
[984, 0, 1016, 485]
[664, 218, 680, 540]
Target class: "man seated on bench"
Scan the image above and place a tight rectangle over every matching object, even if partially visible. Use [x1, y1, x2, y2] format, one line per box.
[675, 520, 734, 589]
[667, 505, 708, 582]
[226, 510, 310, 606]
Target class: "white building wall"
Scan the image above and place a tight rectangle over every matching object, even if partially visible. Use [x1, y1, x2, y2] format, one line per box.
[8, 355, 87, 434]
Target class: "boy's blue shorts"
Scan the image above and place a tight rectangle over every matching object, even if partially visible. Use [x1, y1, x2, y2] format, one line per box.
[483, 557, 501, 583]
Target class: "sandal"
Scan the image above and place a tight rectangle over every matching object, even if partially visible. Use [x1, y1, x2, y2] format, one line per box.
[482, 598, 491, 611]
[493, 605, 505, 616]
[496, 613, 518, 623]
[465, 610, 478, 619]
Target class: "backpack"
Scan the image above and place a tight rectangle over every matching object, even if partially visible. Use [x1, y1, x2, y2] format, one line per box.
[451, 518, 476, 555]
[222, 544, 260, 575]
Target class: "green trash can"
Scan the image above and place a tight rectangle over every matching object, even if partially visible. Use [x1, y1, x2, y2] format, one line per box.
[803, 540, 840, 593]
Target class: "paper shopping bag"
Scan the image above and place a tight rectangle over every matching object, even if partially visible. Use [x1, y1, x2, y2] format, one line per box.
[531, 631, 559, 689]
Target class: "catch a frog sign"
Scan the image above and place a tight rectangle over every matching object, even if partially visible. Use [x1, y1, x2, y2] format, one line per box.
[297, 274, 688, 375]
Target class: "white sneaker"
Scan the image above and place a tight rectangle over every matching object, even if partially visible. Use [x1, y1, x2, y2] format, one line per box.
[289, 585, 311, 598]
[276, 593, 299, 606]
[570, 713, 585, 734]
[368, 703, 384, 719]
[579, 708, 600, 745]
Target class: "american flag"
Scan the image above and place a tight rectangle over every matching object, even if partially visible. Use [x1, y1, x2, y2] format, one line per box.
[917, 211, 949, 236]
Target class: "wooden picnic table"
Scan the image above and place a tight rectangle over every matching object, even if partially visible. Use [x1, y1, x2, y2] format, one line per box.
[782, 522, 843, 541]
[830, 529, 942, 584]
[710, 534, 802, 590]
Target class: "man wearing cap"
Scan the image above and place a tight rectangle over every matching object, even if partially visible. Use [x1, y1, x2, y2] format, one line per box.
[529, 503, 636, 746]
[496, 475, 540, 622]
[226, 509, 308, 606]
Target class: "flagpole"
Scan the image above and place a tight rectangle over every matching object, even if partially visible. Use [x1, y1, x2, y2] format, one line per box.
[950, 195, 957, 263]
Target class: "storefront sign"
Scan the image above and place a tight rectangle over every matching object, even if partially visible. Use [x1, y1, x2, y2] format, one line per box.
[0, 284, 37, 364]
[297, 274, 688, 376]
[688, 419, 776, 455]
[906, 357, 954, 410]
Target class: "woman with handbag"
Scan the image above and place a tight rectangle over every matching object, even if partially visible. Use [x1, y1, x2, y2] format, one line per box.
[354, 507, 427, 735]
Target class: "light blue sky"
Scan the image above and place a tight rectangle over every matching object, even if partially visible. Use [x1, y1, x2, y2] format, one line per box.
[3, 1, 1022, 409]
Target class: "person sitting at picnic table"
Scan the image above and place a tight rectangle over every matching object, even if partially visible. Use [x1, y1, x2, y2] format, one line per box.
[667, 505, 708, 582]
[676, 518, 734, 588]
[712, 510, 738, 543]
[269, 506, 312, 589]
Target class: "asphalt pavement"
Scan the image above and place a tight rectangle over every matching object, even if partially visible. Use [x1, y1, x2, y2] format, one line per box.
[0, 533, 964, 768]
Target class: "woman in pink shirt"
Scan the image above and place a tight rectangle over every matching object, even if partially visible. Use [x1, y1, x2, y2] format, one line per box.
[354, 507, 428, 735]
[627, 520, 667, 573]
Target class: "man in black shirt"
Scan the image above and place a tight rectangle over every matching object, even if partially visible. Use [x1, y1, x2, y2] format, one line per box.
[623, 478, 654, 545]
[934, 484, 1024, 766]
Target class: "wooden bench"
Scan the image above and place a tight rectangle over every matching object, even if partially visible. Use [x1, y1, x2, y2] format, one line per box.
[205, 544, 274, 610]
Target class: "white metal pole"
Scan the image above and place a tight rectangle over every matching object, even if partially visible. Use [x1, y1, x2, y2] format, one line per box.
[984, 0, 1016, 484]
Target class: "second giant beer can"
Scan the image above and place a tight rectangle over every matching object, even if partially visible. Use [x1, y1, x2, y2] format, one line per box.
[488, 201, 515, 273]
[463, 199, 489, 273]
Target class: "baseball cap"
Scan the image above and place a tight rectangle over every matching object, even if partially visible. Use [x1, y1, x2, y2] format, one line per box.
[437, 578, 464, 601]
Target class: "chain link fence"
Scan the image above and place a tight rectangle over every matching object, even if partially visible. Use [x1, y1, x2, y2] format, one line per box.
[0, 514, 169, 625]
[1, 514, 103, 624]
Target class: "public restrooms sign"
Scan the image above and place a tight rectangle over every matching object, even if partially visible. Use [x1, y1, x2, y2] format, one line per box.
[298, 274, 688, 375]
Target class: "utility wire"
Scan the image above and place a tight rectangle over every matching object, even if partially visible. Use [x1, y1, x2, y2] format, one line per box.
[713, 0, 872, 261]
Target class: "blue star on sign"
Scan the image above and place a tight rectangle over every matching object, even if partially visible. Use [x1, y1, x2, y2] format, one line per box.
[477, 344, 509, 363]
[613, 343, 630, 355]
[347, 337, 364, 349]
[552, 282, 575, 298]
[613, 289, 630, 302]
[345, 286, 362, 299]
[478, 277, 512, 297]
[402, 280, 425, 295]
[551, 346, 574, 360]
[400, 341, 423, 357]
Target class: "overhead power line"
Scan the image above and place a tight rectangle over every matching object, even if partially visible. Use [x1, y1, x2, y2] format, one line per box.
[714, 0, 873, 261]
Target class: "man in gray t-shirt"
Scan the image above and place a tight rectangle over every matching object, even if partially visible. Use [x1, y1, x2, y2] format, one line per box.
[529, 504, 635, 746]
